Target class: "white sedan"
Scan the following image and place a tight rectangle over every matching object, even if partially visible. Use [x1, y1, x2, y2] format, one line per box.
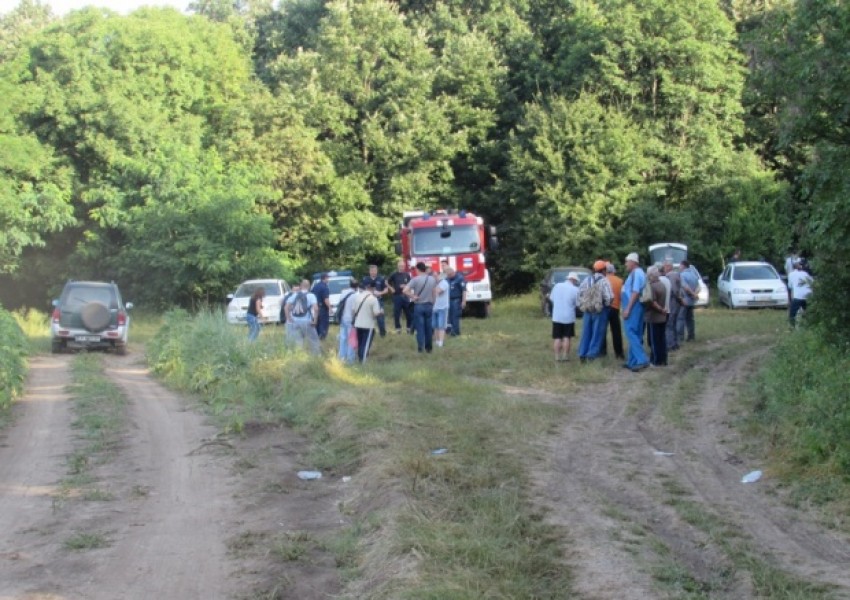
[717, 262, 788, 309]
[226, 279, 291, 324]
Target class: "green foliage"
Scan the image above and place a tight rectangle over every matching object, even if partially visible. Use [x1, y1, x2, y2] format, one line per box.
[749, 329, 850, 483]
[0, 304, 28, 412]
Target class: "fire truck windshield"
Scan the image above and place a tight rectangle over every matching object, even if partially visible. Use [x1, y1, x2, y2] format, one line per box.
[411, 225, 480, 256]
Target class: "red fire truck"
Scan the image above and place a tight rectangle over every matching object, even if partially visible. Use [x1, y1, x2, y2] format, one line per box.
[396, 209, 498, 317]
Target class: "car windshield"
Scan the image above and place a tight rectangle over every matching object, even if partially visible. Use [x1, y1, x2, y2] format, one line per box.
[411, 226, 480, 256]
[326, 279, 351, 294]
[234, 282, 282, 298]
[63, 286, 116, 310]
[733, 265, 779, 280]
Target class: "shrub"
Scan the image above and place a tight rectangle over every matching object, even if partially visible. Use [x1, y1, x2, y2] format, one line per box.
[0, 304, 28, 411]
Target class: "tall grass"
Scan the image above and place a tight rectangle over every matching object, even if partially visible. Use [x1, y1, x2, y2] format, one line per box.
[744, 327, 850, 516]
[0, 305, 28, 412]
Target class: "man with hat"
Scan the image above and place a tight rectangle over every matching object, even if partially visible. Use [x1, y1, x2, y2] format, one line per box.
[577, 260, 614, 361]
[549, 270, 581, 361]
[621, 252, 650, 371]
[403, 262, 438, 353]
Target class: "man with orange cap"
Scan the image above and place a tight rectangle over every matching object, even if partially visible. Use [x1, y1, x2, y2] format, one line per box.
[577, 260, 614, 361]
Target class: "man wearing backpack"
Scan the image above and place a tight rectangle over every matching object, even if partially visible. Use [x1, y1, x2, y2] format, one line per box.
[311, 273, 331, 340]
[285, 279, 321, 355]
[577, 260, 614, 362]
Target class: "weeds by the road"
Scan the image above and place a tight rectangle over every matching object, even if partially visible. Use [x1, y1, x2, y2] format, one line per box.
[64, 531, 111, 551]
[742, 327, 850, 530]
[0, 305, 28, 416]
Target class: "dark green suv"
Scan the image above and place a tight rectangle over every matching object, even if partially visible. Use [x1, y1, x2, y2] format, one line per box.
[50, 281, 133, 354]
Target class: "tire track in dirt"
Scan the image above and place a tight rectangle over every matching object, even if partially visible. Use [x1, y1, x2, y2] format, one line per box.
[1, 353, 345, 599]
[0, 355, 75, 599]
[531, 340, 850, 599]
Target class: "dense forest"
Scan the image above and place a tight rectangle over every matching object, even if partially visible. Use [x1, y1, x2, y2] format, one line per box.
[0, 0, 847, 339]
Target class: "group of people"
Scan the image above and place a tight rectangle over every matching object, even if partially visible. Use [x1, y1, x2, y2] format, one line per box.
[334, 261, 468, 362]
[247, 261, 468, 364]
[548, 253, 701, 372]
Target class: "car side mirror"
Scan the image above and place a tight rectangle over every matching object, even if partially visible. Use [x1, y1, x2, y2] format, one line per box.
[394, 242, 402, 255]
[489, 236, 499, 251]
[125, 302, 134, 310]
[702, 276, 709, 283]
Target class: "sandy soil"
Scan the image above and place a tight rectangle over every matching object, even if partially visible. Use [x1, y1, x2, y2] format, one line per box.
[0, 352, 345, 600]
[532, 339, 850, 599]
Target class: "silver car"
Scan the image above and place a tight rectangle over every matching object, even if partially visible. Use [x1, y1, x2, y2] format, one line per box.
[51, 281, 132, 354]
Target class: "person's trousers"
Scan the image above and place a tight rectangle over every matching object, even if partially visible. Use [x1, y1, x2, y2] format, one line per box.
[578, 307, 609, 359]
[789, 298, 807, 327]
[649, 320, 668, 365]
[448, 298, 463, 336]
[286, 321, 321, 355]
[676, 305, 695, 341]
[376, 301, 386, 337]
[356, 327, 374, 362]
[338, 321, 356, 363]
[392, 295, 412, 331]
[317, 307, 330, 340]
[413, 302, 434, 352]
[604, 307, 624, 358]
[246, 314, 261, 342]
[624, 304, 649, 368]
[666, 301, 681, 349]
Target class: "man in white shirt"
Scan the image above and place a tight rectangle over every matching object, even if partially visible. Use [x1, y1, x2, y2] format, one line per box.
[549, 272, 580, 361]
[787, 260, 813, 328]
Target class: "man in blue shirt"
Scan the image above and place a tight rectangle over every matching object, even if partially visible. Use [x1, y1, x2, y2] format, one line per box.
[311, 273, 331, 340]
[621, 252, 650, 372]
[445, 266, 466, 336]
[361, 264, 388, 337]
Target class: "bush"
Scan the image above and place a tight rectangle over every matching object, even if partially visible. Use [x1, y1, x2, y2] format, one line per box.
[750, 329, 850, 481]
[0, 304, 28, 411]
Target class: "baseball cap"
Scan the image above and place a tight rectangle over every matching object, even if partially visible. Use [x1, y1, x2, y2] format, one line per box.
[625, 252, 640, 264]
[567, 272, 580, 281]
[593, 260, 607, 272]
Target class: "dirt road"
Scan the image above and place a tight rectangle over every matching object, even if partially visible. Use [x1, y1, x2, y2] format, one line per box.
[533, 338, 850, 599]
[0, 353, 343, 599]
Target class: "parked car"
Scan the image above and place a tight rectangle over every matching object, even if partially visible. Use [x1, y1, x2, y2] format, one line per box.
[226, 279, 291, 325]
[311, 270, 353, 323]
[717, 261, 788, 309]
[51, 281, 132, 354]
[648, 242, 709, 307]
[540, 267, 591, 316]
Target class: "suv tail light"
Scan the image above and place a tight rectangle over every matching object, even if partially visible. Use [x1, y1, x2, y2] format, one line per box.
[117, 312, 127, 326]
[52, 308, 61, 323]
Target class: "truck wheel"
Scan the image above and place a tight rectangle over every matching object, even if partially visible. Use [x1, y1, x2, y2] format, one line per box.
[51, 339, 65, 354]
[473, 302, 490, 319]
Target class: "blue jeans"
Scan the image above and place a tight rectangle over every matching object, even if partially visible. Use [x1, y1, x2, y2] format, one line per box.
[666, 301, 681, 349]
[413, 302, 434, 352]
[246, 314, 261, 342]
[448, 298, 463, 335]
[624, 303, 649, 368]
[578, 307, 609, 359]
[338, 321, 356, 363]
[392, 295, 412, 331]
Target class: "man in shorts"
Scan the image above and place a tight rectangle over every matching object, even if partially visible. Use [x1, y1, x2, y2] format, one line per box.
[550, 272, 580, 361]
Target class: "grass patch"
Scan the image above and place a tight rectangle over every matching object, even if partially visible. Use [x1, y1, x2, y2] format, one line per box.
[740, 327, 850, 531]
[64, 531, 111, 551]
[61, 354, 127, 499]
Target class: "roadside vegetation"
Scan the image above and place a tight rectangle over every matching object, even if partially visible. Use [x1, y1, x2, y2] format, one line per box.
[743, 327, 850, 529]
[0, 305, 27, 416]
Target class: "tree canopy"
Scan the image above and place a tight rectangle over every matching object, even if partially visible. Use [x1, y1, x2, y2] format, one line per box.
[0, 0, 844, 334]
